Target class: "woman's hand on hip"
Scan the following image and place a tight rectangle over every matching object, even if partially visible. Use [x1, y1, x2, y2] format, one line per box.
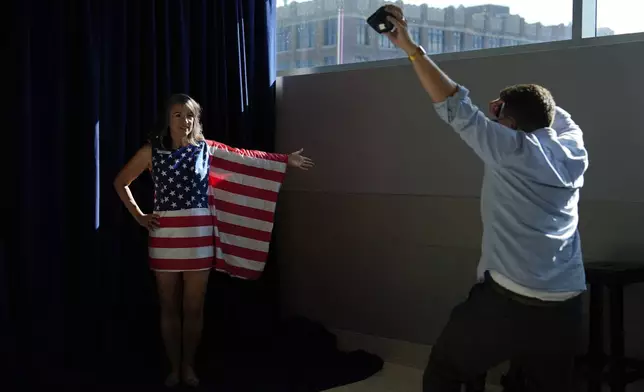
[137, 213, 161, 231]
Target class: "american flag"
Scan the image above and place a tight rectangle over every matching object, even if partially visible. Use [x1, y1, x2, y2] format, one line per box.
[149, 142, 214, 271]
[206, 141, 287, 280]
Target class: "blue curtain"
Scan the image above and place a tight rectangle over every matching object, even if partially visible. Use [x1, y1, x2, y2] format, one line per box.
[9, 0, 278, 386]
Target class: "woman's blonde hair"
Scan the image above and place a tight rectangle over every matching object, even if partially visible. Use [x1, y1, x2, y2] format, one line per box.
[150, 94, 204, 149]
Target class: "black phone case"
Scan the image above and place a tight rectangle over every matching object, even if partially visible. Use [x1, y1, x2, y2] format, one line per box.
[366, 6, 394, 34]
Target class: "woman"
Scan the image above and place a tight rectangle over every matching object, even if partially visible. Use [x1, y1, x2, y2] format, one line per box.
[114, 94, 313, 387]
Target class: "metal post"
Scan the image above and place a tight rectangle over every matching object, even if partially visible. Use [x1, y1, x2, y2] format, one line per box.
[572, 0, 597, 41]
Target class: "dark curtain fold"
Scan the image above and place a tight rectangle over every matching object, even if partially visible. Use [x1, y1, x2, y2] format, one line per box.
[10, 0, 278, 386]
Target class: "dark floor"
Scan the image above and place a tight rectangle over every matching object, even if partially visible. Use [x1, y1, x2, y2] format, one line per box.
[6, 317, 383, 392]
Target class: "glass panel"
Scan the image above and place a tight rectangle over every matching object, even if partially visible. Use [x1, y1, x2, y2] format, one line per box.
[596, 0, 642, 36]
[277, 0, 574, 72]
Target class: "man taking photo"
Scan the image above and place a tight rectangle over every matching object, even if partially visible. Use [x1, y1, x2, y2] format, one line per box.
[381, 5, 588, 392]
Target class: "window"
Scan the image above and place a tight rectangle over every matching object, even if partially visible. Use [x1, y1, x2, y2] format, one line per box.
[502, 38, 518, 47]
[595, 27, 614, 37]
[324, 56, 337, 65]
[487, 37, 501, 48]
[357, 20, 371, 46]
[295, 59, 315, 69]
[450, 32, 462, 52]
[296, 22, 315, 49]
[428, 28, 444, 54]
[597, 0, 642, 35]
[472, 35, 484, 50]
[277, 0, 582, 73]
[354, 55, 370, 62]
[379, 34, 396, 49]
[277, 26, 291, 52]
[410, 26, 421, 44]
[277, 60, 290, 71]
[324, 18, 337, 46]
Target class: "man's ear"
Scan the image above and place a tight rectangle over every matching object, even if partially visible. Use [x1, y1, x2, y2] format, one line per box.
[507, 117, 518, 130]
[489, 99, 504, 119]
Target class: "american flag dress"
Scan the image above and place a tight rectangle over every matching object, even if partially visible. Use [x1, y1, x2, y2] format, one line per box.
[149, 141, 214, 271]
[149, 139, 288, 276]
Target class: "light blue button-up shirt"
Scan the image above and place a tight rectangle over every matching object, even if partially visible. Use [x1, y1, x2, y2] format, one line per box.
[434, 87, 589, 292]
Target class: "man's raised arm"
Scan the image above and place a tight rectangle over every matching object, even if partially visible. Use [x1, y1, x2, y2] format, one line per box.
[382, 5, 524, 166]
[383, 5, 458, 103]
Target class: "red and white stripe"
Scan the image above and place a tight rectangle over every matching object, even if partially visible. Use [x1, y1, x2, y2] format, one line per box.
[207, 141, 287, 280]
[149, 208, 214, 271]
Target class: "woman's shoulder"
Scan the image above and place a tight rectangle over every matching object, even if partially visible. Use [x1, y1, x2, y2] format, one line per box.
[139, 143, 154, 156]
[125, 144, 153, 167]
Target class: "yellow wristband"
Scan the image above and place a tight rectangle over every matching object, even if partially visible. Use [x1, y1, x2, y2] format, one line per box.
[408, 46, 426, 62]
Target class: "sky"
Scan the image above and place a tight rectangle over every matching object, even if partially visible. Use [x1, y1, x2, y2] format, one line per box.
[284, 0, 643, 34]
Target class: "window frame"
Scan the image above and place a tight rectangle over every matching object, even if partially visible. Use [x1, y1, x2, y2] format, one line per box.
[324, 56, 337, 65]
[451, 31, 462, 52]
[427, 28, 444, 54]
[295, 21, 315, 50]
[323, 18, 338, 47]
[278, 0, 644, 77]
[276, 26, 290, 52]
[356, 19, 371, 46]
[409, 26, 421, 45]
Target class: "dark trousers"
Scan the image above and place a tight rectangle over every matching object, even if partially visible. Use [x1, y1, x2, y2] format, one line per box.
[423, 273, 582, 392]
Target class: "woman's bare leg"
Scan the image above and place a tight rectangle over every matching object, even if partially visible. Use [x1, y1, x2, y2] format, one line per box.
[181, 269, 210, 386]
[155, 271, 183, 387]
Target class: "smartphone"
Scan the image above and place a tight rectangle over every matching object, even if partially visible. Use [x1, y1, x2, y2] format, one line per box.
[367, 6, 395, 34]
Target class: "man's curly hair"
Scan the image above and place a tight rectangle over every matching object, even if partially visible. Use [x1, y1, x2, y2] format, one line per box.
[499, 84, 556, 132]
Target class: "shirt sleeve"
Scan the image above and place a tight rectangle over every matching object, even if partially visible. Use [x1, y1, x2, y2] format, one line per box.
[551, 107, 585, 145]
[433, 86, 526, 166]
[546, 107, 589, 187]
